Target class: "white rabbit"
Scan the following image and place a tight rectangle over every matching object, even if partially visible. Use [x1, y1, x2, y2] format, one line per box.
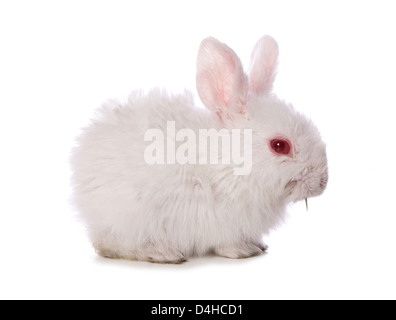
[70, 36, 328, 264]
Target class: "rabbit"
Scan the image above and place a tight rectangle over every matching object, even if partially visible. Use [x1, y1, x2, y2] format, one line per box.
[70, 35, 328, 264]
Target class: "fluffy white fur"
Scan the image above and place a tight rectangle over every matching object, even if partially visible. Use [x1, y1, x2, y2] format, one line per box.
[70, 36, 328, 263]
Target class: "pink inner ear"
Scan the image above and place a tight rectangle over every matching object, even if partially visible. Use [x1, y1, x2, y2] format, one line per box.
[196, 37, 248, 119]
[249, 36, 279, 95]
[250, 62, 276, 95]
[215, 49, 237, 108]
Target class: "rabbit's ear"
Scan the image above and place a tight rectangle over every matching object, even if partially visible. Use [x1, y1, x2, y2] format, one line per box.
[196, 37, 248, 119]
[249, 35, 279, 95]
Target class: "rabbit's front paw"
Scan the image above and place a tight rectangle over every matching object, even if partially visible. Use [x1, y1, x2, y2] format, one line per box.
[136, 246, 187, 264]
[215, 243, 267, 259]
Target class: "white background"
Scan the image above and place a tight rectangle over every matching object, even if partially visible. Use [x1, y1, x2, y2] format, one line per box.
[1, 0, 395, 300]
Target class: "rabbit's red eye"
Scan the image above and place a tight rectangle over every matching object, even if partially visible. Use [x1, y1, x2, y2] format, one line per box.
[270, 138, 291, 155]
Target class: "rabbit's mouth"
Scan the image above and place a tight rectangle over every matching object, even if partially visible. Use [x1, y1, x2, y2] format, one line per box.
[285, 168, 328, 202]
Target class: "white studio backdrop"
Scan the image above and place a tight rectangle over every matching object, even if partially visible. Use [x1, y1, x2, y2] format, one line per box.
[0, 0, 395, 299]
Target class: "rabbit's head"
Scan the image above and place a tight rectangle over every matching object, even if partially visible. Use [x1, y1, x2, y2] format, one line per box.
[196, 35, 328, 203]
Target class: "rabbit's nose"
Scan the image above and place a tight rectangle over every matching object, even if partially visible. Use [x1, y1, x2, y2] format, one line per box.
[319, 173, 328, 191]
